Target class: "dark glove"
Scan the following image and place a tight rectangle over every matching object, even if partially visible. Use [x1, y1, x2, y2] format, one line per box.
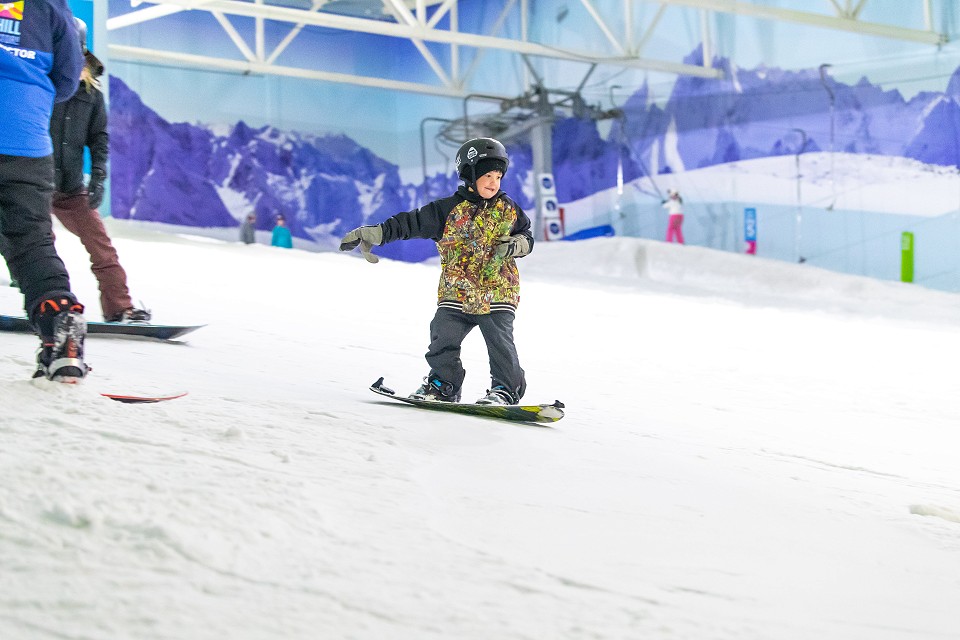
[88, 172, 105, 210]
[494, 234, 531, 259]
[339, 225, 383, 264]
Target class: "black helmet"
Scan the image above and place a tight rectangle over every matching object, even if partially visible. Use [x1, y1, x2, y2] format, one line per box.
[455, 137, 509, 183]
[75, 17, 88, 54]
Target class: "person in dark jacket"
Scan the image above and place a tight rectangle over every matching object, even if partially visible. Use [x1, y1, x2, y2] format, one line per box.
[49, 19, 151, 324]
[240, 214, 256, 244]
[0, 0, 88, 381]
[340, 137, 533, 405]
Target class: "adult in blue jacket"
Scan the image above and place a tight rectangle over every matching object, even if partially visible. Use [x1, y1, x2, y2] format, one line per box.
[0, 0, 88, 381]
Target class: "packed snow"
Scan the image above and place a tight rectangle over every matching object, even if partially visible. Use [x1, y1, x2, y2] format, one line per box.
[1, 220, 958, 640]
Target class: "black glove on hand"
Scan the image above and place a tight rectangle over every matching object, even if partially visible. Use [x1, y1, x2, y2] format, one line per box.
[339, 225, 383, 264]
[494, 234, 531, 259]
[88, 172, 105, 210]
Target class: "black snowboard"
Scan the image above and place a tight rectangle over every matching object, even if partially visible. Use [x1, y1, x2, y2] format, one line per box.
[0, 314, 204, 341]
[370, 377, 564, 424]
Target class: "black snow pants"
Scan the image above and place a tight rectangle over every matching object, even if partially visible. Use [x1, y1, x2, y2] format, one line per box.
[425, 306, 526, 401]
[0, 154, 74, 326]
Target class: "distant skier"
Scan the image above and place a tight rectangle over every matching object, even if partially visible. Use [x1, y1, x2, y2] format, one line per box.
[662, 188, 685, 244]
[240, 213, 256, 244]
[339, 137, 533, 405]
[271, 214, 293, 248]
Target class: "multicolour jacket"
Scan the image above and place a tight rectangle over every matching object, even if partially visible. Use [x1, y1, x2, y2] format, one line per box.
[0, 0, 83, 157]
[380, 185, 534, 314]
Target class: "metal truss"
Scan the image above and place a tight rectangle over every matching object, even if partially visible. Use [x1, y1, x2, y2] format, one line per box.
[106, 0, 948, 100]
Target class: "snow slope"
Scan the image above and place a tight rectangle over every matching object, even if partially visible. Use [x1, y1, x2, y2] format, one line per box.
[1, 221, 958, 639]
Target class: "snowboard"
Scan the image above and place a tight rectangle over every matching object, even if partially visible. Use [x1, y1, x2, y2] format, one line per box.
[0, 314, 204, 341]
[370, 377, 564, 424]
[102, 391, 189, 404]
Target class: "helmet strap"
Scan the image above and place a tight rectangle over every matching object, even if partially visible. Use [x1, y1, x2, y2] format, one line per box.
[462, 165, 477, 188]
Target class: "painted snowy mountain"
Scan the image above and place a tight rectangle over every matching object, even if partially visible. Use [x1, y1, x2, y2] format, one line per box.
[110, 46, 960, 260]
[112, 78, 423, 261]
[110, 75, 536, 261]
[550, 47, 960, 204]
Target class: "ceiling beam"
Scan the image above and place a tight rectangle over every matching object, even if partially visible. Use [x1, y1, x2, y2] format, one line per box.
[577, 0, 625, 55]
[108, 43, 513, 99]
[110, 0, 723, 78]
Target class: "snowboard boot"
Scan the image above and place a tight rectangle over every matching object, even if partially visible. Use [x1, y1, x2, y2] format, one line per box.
[33, 297, 89, 382]
[410, 376, 460, 402]
[106, 306, 152, 324]
[475, 385, 517, 405]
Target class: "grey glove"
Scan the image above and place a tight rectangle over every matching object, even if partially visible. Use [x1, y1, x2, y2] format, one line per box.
[339, 225, 383, 264]
[493, 234, 531, 259]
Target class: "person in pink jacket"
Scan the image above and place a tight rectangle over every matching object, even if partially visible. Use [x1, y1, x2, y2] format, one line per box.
[662, 188, 684, 244]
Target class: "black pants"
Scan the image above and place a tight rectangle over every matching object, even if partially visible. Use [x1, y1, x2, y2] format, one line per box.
[426, 307, 526, 400]
[0, 154, 73, 325]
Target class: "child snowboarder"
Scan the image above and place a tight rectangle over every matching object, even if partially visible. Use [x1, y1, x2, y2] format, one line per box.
[339, 137, 533, 405]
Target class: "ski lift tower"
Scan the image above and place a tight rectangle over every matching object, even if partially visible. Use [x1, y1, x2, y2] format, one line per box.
[432, 79, 618, 240]
[526, 85, 562, 241]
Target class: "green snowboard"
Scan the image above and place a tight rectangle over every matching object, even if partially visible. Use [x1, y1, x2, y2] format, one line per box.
[370, 378, 564, 424]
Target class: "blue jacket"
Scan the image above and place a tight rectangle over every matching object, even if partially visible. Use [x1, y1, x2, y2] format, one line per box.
[271, 225, 293, 248]
[0, 0, 83, 157]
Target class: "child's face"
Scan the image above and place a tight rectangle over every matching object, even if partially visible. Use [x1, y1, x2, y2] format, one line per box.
[475, 170, 502, 199]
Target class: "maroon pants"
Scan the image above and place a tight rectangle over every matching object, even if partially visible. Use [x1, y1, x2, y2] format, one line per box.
[51, 192, 132, 320]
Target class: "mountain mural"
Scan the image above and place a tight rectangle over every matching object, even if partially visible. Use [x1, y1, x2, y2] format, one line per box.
[553, 46, 960, 205]
[592, 49, 960, 188]
[110, 47, 960, 260]
[110, 76, 538, 262]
